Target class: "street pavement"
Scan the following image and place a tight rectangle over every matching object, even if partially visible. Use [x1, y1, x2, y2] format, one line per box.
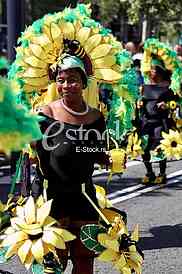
[0, 157, 182, 273]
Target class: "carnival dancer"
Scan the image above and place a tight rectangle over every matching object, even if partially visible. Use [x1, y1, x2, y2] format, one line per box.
[139, 59, 175, 184]
[6, 4, 142, 273]
[138, 38, 182, 185]
[34, 53, 111, 273]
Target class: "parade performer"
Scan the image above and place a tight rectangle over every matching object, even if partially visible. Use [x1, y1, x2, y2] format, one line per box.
[34, 52, 112, 273]
[2, 4, 142, 274]
[138, 38, 182, 185]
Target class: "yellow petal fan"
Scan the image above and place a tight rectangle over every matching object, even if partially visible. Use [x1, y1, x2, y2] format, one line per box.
[31, 34, 53, 52]
[91, 27, 100, 35]
[23, 76, 48, 87]
[109, 47, 121, 57]
[43, 82, 59, 104]
[111, 64, 121, 73]
[16, 59, 34, 69]
[93, 55, 116, 69]
[24, 47, 33, 57]
[76, 27, 91, 46]
[95, 68, 121, 82]
[90, 44, 112, 60]
[44, 13, 56, 25]
[102, 36, 110, 44]
[42, 24, 54, 43]
[50, 22, 64, 49]
[23, 68, 47, 78]
[83, 78, 99, 108]
[84, 34, 102, 53]
[16, 46, 24, 55]
[23, 84, 47, 93]
[73, 19, 82, 32]
[23, 56, 48, 68]
[59, 21, 75, 40]
[29, 44, 48, 60]
[46, 53, 57, 64]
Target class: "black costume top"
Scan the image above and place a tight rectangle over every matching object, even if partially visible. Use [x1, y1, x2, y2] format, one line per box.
[35, 113, 107, 220]
[140, 84, 175, 150]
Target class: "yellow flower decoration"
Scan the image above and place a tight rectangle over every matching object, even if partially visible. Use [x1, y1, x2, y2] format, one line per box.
[1, 196, 76, 269]
[97, 218, 143, 274]
[95, 185, 112, 209]
[167, 100, 177, 110]
[158, 129, 182, 160]
[126, 132, 143, 160]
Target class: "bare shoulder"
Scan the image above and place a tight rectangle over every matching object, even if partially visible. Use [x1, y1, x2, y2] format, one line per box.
[89, 107, 103, 120]
[39, 104, 53, 117]
[41, 100, 62, 117]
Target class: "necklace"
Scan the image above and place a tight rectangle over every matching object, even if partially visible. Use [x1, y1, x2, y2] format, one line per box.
[60, 99, 89, 116]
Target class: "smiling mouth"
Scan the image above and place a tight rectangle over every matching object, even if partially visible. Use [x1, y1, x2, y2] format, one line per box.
[62, 91, 72, 96]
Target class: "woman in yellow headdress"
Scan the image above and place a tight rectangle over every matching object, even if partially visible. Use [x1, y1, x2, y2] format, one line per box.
[138, 38, 182, 185]
[33, 52, 111, 273]
[7, 3, 141, 272]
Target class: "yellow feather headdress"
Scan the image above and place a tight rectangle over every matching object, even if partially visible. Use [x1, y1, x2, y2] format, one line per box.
[9, 4, 123, 110]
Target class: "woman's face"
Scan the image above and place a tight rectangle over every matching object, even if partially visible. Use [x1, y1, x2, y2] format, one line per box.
[149, 65, 157, 81]
[56, 68, 84, 98]
[149, 65, 168, 83]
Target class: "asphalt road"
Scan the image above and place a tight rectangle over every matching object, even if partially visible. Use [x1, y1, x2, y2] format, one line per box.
[0, 158, 182, 273]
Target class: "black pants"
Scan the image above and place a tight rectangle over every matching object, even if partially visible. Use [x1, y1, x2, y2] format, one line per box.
[142, 149, 166, 175]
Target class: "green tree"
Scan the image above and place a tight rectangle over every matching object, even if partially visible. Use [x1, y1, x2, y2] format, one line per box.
[29, 0, 65, 21]
[126, 0, 182, 24]
[98, 0, 182, 41]
[25, 0, 182, 42]
[97, 0, 182, 24]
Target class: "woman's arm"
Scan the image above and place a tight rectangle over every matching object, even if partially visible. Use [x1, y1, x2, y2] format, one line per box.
[91, 112, 110, 167]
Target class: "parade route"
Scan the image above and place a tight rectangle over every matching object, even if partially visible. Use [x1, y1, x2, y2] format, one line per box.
[0, 158, 182, 273]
